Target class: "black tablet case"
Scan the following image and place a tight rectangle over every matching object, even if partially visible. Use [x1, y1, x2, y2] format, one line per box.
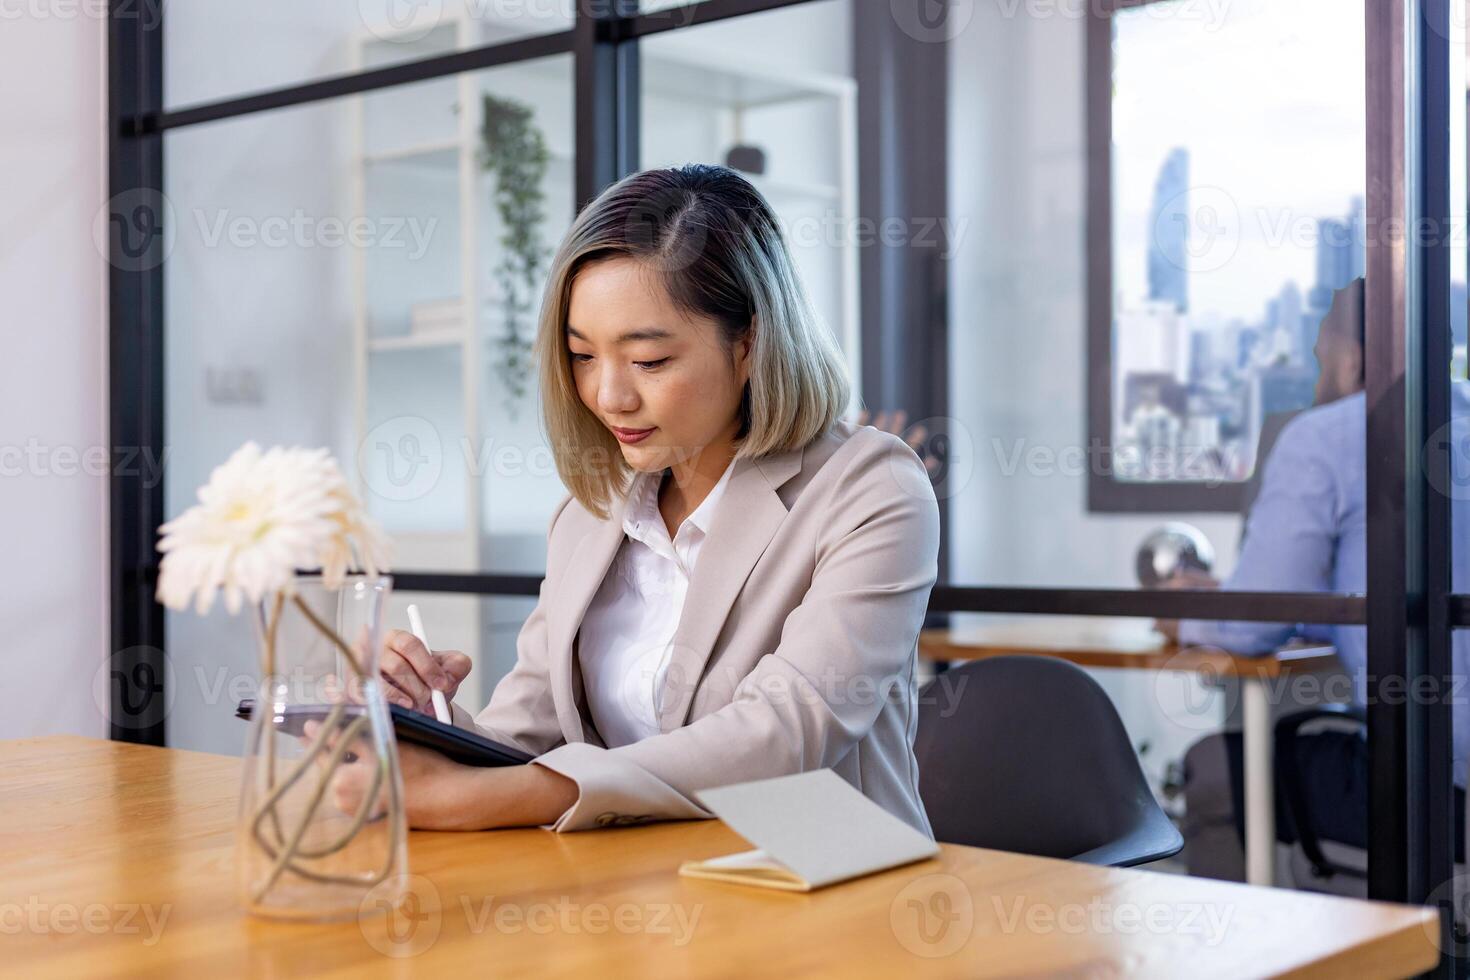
[236, 699, 535, 768]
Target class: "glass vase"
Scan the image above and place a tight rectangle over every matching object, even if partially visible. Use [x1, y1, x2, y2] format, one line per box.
[236, 573, 408, 921]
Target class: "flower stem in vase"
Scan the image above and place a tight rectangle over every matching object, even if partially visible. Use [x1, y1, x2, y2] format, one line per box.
[261, 592, 286, 848]
[245, 592, 404, 907]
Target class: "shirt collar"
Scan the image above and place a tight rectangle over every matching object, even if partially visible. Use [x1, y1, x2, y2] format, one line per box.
[622, 456, 738, 542]
[684, 455, 737, 534]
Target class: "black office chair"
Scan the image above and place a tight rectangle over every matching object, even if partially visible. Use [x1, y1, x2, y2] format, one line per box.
[914, 655, 1184, 868]
[1273, 704, 1370, 881]
[1273, 705, 1465, 891]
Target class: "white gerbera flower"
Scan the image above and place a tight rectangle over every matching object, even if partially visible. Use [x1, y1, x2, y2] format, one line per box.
[156, 442, 392, 615]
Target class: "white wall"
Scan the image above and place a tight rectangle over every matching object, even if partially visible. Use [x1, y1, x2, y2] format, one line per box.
[0, 8, 109, 740]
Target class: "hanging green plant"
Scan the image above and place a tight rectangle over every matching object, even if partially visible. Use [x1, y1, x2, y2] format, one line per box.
[479, 92, 550, 418]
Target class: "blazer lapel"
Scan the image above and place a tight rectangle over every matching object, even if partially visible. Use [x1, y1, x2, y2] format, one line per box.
[657, 443, 806, 732]
[545, 488, 630, 743]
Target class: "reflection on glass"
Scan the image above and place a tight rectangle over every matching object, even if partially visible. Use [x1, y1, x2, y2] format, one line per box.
[352, 56, 574, 565]
[163, 56, 574, 752]
[165, 98, 358, 756]
[1110, 0, 1365, 484]
[474, 56, 575, 557]
[1429, 0, 1470, 915]
[1170, 4, 1470, 893]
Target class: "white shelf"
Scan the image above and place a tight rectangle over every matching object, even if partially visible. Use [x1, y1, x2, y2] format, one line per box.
[367, 330, 464, 353]
[363, 142, 573, 175]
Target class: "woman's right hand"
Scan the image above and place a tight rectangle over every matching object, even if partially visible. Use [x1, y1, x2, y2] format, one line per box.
[380, 628, 474, 716]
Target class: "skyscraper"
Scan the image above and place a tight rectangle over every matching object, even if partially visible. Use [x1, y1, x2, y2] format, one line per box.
[1148, 148, 1190, 314]
[1268, 281, 1305, 363]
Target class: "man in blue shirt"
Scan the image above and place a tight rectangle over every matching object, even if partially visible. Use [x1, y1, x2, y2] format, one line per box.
[1175, 277, 1470, 852]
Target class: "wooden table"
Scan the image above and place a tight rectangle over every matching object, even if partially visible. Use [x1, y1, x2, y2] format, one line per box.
[1, 736, 1438, 978]
[920, 620, 1341, 888]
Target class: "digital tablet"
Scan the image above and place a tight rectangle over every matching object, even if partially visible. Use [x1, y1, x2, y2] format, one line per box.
[235, 699, 535, 768]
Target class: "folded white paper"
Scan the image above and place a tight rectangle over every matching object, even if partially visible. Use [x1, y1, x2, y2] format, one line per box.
[678, 769, 939, 892]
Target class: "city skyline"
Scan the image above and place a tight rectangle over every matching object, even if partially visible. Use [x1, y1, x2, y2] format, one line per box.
[1115, 145, 1367, 484]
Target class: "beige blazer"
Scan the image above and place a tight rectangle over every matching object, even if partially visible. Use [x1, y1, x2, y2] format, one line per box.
[450, 419, 940, 835]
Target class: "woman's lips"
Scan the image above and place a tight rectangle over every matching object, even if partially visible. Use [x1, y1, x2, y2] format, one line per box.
[611, 426, 656, 444]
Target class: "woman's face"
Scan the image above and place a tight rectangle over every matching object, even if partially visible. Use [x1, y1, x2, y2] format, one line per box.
[566, 256, 751, 475]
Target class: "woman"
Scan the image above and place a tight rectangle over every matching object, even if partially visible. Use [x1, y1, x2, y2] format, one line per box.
[335, 164, 940, 836]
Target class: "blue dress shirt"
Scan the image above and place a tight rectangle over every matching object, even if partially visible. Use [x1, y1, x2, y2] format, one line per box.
[1180, 384, 1470, 785]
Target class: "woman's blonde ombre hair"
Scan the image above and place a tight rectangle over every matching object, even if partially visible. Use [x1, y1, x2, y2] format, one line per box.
[535, 164, 852, 520]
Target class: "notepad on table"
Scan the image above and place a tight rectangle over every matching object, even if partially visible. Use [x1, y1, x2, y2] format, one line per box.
[678, 768, 939, 892]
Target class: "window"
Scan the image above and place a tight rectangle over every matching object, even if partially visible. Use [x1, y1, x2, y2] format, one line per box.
[1089, 0, 1365, 512]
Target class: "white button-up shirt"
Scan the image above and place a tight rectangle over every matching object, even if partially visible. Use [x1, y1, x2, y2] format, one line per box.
[578, 457, 737, 748]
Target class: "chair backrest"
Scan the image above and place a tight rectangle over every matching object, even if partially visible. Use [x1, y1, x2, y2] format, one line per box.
[915, 655, 1183, 867]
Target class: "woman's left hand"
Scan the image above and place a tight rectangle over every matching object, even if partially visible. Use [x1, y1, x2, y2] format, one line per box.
[302, 721, 578, 831]
[304, 722, 480, 830]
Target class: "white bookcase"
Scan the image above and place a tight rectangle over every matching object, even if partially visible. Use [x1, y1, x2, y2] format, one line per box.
[349, 8, 859, 699]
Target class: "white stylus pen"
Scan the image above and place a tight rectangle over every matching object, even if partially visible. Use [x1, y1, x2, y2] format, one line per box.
[406, 603, 452, 724]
